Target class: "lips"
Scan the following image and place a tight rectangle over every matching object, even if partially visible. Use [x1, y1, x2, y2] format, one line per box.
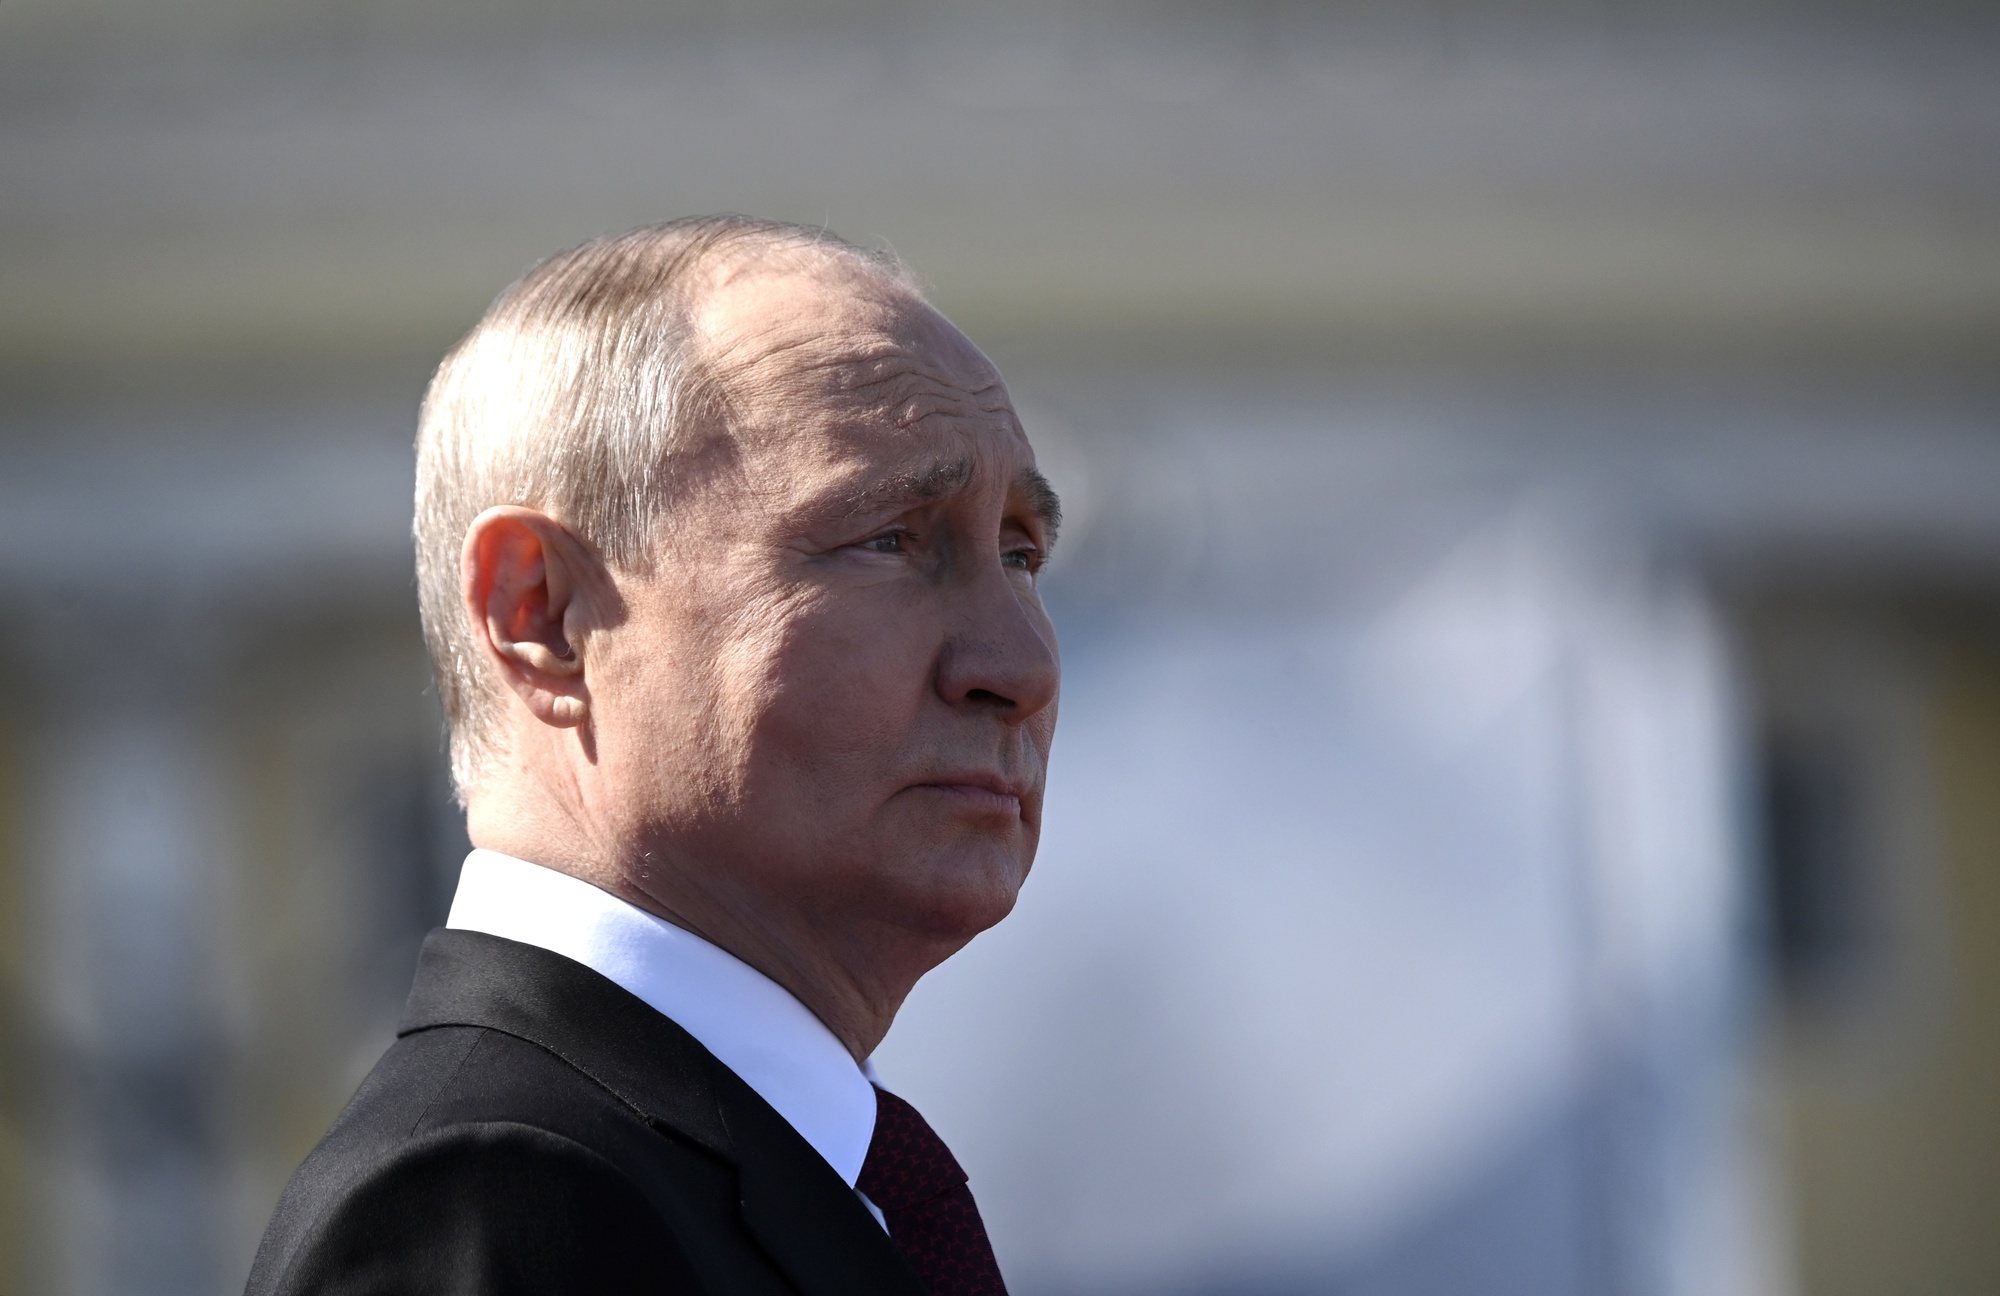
[920, 772, 1030, 800]
[912, 773, 1029, 817]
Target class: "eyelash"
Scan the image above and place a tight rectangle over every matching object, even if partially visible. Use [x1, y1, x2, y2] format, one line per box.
[857, 528, 1046, 574]
[1003, 545, 1045, 573]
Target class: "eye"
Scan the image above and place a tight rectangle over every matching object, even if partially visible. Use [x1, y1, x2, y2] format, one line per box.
[858, 527, 915, 554]
[1002, 544, 1045, 574]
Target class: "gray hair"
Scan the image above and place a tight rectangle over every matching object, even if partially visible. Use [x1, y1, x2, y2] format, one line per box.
[413, 216, 915, 802]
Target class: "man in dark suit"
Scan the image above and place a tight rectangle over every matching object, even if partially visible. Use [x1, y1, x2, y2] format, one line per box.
[244, 216, 1062, 1294]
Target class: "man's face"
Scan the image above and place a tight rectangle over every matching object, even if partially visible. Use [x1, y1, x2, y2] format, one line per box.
[589, 264, 1060, 956]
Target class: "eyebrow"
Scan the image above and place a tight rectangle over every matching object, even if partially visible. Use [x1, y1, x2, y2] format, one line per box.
[1020, 466, 1063, 548]
[841, 455, 1063, 548]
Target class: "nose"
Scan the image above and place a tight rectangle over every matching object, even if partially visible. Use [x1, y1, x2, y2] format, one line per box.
[935, 569, 1060, 724]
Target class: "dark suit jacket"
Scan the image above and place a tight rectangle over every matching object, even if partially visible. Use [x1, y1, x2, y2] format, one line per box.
[243, 929, 928, 1295]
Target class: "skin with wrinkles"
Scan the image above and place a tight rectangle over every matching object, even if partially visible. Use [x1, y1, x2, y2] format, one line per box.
[462, 253, 1060, 1059]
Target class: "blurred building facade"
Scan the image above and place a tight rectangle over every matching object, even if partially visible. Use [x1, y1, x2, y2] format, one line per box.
[4, 3, 1998, 1293]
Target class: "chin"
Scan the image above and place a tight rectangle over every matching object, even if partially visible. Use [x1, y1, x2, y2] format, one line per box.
[889, 847, 1031, 945]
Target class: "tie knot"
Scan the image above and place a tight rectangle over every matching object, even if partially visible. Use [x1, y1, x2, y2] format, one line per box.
[857, 1084, 969, 1212]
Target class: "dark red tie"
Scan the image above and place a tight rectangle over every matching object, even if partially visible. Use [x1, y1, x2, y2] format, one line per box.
[857, 1084, 1009, 1295]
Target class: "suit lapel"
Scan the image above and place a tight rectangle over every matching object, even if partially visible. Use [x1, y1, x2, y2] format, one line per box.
[717, 1070, 927, 1296]
[398, 930, 927, 1296]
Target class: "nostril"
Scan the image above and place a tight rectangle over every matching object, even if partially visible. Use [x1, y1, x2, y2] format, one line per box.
[965, 688, 1013, 709]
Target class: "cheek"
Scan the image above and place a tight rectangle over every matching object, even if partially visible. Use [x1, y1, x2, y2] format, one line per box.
[733, 595, 939, 783]
[598, 575, 755, 799]
[1032, 696, 1059, 756]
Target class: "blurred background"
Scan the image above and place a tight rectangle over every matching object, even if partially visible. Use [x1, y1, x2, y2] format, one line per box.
[4, 1, 1998, 1293]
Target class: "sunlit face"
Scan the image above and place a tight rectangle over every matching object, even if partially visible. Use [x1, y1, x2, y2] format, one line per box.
[589, 263, 1060, 953]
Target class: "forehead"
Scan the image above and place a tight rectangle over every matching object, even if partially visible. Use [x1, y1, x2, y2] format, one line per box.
[692, 262, 1028, 471]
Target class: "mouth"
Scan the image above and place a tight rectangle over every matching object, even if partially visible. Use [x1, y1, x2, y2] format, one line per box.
[912, 773, 1029, 819]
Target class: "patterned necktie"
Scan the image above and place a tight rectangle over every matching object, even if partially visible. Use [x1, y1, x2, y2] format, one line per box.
[856, 1084, 1009, 1295]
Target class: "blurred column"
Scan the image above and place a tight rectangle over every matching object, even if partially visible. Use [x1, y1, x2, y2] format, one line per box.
[28, 596, 233, 1296]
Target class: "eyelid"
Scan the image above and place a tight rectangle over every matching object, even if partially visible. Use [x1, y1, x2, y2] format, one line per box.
[1004, 542, 1047, 573]
[856, 524, 918, 552]
[1007, 513, 1053, 556]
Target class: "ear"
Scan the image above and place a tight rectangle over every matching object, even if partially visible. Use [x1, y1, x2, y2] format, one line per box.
[461, 506, 593, 729]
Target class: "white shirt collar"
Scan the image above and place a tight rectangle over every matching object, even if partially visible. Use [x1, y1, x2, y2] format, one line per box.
[443, 848, 879, 1190]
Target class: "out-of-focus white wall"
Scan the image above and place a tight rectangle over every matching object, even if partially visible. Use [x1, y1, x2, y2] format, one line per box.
[890, 496, 1755, 1294]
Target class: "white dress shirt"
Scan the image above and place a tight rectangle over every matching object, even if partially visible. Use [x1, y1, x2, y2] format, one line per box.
[443, 848, 885, 1224]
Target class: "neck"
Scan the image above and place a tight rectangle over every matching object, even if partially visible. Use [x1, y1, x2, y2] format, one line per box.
[598, 872, 943, 1062]
[466, 775, 955, 1062]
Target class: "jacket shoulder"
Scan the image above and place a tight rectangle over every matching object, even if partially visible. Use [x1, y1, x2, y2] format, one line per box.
[244, 1026, 723, 1295]
[245, 1113, 698, 1295]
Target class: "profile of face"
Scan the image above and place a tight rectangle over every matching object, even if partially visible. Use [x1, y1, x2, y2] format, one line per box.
[587, 262, 1061, 959]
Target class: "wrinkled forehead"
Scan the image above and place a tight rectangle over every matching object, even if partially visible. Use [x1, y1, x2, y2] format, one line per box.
[691, 260, 1016, 446]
